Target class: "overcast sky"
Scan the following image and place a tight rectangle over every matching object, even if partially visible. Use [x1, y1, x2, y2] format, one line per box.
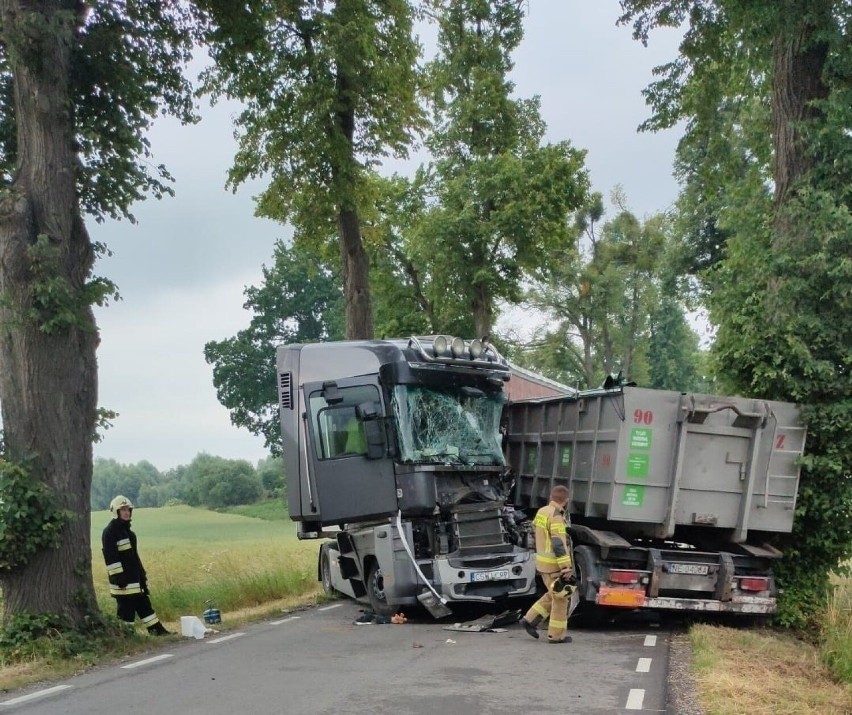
[90, 2, 685, 472]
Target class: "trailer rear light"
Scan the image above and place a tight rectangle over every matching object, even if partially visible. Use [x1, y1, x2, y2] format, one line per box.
[739, 577, 770, 592]
[597, 587, 646, 608]
[608, 569, 641, 584]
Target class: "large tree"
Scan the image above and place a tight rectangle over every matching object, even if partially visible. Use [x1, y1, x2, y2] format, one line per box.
[619, 0, 852, 625]
[0, 1, 196, 627]
[522, 192, 679, 390]
[196, 0, 424, 339]
[414, 0, 588, 337]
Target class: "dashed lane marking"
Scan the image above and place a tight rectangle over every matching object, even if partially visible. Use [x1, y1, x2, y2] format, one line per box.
[206, 632, 246, 644]
[625, 688, 645, 710]
[644, 634, 657, 647]
[0, 685, 72, 707]
[121, 654, 174, 669]
[270, 616, 301, 625]
[318, 604, 343, 612]
[636, 657, 652, 673]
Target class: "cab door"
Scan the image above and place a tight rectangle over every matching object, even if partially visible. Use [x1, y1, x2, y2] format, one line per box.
[302, 378, 397, 525]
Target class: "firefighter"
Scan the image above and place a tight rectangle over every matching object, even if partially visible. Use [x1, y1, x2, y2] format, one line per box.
[520, 484, 575, 643]
[102, 496, 170, 635]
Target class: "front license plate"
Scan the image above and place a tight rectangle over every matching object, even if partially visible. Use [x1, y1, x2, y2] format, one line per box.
[669, 563, 709, 575]
[471, 569, 510, 582]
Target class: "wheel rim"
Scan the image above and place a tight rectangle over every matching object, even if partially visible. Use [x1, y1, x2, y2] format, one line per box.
[370, 566, 386, 604]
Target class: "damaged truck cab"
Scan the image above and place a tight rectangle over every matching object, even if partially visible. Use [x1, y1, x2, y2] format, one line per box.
[277, 336, 537, 617]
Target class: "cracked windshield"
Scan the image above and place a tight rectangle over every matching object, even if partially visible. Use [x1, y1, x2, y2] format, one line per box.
[391, 385, 505, 465]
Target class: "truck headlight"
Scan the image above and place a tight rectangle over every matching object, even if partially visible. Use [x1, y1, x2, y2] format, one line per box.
[451, 337, 466, 358]
[433, 335, 450, 356]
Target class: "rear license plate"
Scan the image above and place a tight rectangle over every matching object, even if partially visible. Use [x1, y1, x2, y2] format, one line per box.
[471, 569, 510, 582]
[668, 563, 709, 575]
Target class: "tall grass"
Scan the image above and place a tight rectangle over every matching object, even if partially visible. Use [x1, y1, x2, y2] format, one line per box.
[823, 574, 852, 683]
[91, 505, 321, 624]
[688, 624, 852, 714]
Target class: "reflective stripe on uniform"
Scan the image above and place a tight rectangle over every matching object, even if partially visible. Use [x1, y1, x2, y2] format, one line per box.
[110, 582, 142, 596]
[531, 601, 550, 618]
[106, 562, 124, 575]
[141, 613, 160, 626]
[550, 522, 566, 535]
[116, 538, 132, 552]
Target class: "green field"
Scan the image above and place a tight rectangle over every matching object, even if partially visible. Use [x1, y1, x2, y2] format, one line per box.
[91, 505, 322, 624]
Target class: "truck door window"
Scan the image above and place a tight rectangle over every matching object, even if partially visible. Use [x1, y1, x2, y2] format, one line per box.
[308, 385, 379, 460]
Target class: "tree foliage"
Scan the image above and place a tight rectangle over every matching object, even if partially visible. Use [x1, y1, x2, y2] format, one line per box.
[619, 0, 852, 626]
[519, 191, 702, 391]
[410, 0, 588, 337]
[196, 0, 424, 338]
[92, 454, 281, 510]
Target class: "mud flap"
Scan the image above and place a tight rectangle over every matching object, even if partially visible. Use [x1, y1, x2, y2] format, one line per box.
[568, 587, 580, 618]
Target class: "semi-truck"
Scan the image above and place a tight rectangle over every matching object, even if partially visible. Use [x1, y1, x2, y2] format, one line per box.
[276, 336, 538, 618]
[504, 384, 807, 617]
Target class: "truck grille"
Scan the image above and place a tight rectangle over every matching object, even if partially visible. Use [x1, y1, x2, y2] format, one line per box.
[452, 503, 512, 555]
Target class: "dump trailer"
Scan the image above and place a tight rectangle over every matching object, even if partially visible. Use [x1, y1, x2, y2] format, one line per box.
[277, 336, 537, 618]
[504, 385, 807, 616]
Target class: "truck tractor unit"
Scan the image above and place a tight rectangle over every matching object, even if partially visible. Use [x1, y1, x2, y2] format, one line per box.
[277, 336, 537, 618]
[504, 385, 807, 617]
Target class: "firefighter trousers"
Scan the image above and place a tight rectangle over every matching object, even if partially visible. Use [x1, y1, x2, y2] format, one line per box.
[524, 572, 569, 641]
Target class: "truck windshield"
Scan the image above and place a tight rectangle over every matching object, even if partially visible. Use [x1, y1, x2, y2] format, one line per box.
[391, 385, 505, 465]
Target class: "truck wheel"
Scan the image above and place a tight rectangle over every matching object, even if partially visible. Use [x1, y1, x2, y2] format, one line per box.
[570, 545, 605, 626]
[320, 547, 337, 596]
[366, 561, 395, 617]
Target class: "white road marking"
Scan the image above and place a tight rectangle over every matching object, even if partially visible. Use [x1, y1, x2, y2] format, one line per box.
[121, 654, 174, 669]
[636, 657, 652, 673]
[0, 685, 72, 707]
[644, 634, 657, 647]
[270, 616, 301, 625]
[206, 632, 246, 644]
[625, 688, 645, 710]
[318, 604, 343, 611]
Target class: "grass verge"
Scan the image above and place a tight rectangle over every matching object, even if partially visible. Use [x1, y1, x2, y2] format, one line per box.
[689, 623, 852, 714]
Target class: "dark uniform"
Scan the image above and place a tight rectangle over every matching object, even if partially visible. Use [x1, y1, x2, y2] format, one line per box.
[102, 496, 168, 635]
[522, 498, 573, 643]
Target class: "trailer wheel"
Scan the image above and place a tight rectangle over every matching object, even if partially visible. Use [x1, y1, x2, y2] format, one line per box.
[366, 561, 395, 617]
[320, 547, 337, 596]
[570, 545, 607, 626]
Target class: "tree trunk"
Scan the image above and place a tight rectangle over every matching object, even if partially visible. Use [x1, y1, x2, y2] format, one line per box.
[471, 282, 492, 339]
[338, 207, 374, 339]
[0, 1, 99, 625]
[771, 2, 830, 217]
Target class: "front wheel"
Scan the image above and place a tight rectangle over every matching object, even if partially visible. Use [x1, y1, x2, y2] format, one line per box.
[320, 547, 337, 596]
[366, 561, 395, 617]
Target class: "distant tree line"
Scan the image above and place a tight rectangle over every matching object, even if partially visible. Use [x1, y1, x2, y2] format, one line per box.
[91, 455, 285, 511]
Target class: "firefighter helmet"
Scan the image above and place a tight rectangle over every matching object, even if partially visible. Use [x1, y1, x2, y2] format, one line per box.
[109, 495, 134, 514]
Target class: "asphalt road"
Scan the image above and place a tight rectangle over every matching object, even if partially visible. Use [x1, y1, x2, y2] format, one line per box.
[0, 601, 671, 714]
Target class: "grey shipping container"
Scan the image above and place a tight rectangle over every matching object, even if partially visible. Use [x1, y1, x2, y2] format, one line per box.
[506, 386, 806, 544]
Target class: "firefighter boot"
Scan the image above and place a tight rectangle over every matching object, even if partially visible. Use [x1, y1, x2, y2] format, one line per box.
[521, 615, 543, 640]
[148, 622, 171, 636]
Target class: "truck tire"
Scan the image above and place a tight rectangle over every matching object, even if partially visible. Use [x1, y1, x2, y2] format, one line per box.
[320, 546, 337, 596]
[570, 545, 606, 626]
[366, 561, 395, 617]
